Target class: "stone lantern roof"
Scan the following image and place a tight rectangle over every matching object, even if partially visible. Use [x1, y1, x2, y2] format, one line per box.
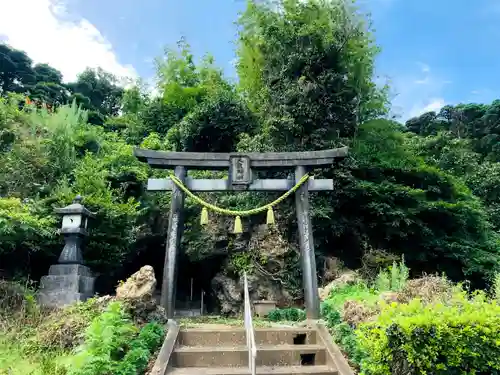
[54, 195, 96, 218]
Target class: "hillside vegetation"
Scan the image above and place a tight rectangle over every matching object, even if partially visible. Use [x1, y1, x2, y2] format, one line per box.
[1, 0, 500, 373]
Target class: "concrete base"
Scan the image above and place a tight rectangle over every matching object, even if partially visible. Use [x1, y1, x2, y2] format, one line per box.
[48, 264, 92, 277]
[253, 300, 277, 317]
[38, 291, 92, 308]
[38, 264, 95, 308]
[40, 274, 95, 294]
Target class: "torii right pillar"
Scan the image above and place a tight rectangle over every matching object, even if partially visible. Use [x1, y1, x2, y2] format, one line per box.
[295, 165, 320, 319]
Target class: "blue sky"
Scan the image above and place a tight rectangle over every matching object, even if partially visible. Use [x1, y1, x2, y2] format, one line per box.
[1, 0, 500, 120]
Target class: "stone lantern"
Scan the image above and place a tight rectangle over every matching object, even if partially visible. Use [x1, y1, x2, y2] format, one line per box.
[54, 195, 95, 264]
[38, 195, 97, 308]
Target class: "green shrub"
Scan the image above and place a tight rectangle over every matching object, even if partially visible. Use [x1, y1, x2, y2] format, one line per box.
[332, 323, 367, 367]
[321, 299, 366, 369]
[68, 301, 165, 375]
[320, 300, 341, 328]
[357, 291, 500, 375]
[324, 281, 379, 311]
[0, 198, 56, 255]
[267, 307, 306, 322]
[493, 272, 500, 303]
[374, 257, 409, 292]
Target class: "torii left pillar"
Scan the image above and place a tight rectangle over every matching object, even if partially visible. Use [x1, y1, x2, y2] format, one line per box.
[161, 166, 186, 318]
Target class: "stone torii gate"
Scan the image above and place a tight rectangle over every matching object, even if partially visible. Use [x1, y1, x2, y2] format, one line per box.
[134, 147, 348, 319]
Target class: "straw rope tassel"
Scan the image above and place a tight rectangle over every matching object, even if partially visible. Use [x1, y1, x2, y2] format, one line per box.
[200, 207, 209, 225]
[266, 206, 275, 225]
[233, 216, 243, 234]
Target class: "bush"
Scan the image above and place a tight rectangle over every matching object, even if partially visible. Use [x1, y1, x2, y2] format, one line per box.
[0, 198, 56, 255]
[493, 272, 500, 303]
[332, 322, 367, 367]
[0, 278, 36, 312]
[267, 307, 306, 322]
[68, 301, 165, 375]
[35, 298, 105, 351]
[320, 300, 341, 328]
[324, 281, 379, 311]
[321, 299, 366, 369]
[357, 291, 500, 375]
[374, 258, 409, 293]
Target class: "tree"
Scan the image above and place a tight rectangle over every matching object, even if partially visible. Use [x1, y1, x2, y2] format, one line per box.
[0, 44, 36, 94]
[33, 63, 63, 85]
[29, 82, 69, 107]
[405, 101, 500, 160]
[342, 120, 499, 282]
[173, 88, 256, 152]
[67, 67, 124, 122]
[236, 0, 388, 152]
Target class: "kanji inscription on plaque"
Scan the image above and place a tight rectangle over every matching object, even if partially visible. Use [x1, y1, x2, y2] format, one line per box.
[230, 155, 251, 186]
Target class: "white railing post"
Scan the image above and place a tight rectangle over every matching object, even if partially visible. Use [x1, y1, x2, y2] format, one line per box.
[200, 289, 204, 316]
[243, 272, 257, 375]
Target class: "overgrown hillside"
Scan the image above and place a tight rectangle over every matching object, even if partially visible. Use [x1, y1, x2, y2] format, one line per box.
[1, 0, 499, 310]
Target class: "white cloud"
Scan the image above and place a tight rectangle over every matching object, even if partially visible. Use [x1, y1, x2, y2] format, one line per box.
[408, 98, 445, 118]
[417, 62, 430, 73]
[387, 62, 451, 122]
[0, 0, 137, 83]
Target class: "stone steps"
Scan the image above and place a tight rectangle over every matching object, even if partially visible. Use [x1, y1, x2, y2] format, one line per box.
[172, 344, 327, 367]
[177, 327, 317, 346]
[166, 326, 338, 375]
[167, 365, 336, 375]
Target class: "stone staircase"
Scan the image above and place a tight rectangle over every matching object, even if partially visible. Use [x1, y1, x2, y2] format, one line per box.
[165, 326, 342, 375]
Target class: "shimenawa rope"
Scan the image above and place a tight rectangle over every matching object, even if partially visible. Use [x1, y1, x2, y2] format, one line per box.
[168, 173, 310, 233]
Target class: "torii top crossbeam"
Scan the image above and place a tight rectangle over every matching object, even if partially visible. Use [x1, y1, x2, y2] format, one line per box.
[134, 147, 348, 169]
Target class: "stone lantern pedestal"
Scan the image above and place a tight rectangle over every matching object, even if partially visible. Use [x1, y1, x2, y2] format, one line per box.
[38, 196, 96, 308]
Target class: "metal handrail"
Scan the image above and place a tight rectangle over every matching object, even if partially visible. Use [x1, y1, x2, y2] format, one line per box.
[200, 289, 204, 315]
[243, 272, 257, 375]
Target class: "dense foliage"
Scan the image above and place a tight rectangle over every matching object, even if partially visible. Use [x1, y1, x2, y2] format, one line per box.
[319, 265, 500, 375]
[68, 302, 164, 375]
[0, 0, 499, 294]
[358, 292, 500, 375]
[267, 307, 306, 322]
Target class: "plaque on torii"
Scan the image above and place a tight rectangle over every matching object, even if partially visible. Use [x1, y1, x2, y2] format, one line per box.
[134, 147, 348, 319]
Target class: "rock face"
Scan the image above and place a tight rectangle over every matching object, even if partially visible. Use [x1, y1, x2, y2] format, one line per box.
[116, 265, 166, 324]
[211, 225, 296, 315]
[212, 272, 293, 315]
[117, 265, 156, 301]
[321, 256, 342, 284]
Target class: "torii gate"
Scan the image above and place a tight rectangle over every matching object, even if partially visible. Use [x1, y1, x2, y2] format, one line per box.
[134, 147, 348, 319]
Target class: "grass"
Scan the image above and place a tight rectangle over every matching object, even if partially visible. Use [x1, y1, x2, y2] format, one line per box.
[0, 336, 38, 374]
[0, 279, 79, 375]
[324, 282, 380, 311]
[0, 332, 70, 375]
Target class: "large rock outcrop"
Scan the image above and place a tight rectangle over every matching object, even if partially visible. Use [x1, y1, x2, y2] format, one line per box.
[211, 225, 297, 315]
[212, 272, 293, 315]
[115, 265, 167, 324]
[116, 265, 156, 305]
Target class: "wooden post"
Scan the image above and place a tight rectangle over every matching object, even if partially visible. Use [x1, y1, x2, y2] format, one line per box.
[295, 165, 320, 319]
[161, 166, 186, 318]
